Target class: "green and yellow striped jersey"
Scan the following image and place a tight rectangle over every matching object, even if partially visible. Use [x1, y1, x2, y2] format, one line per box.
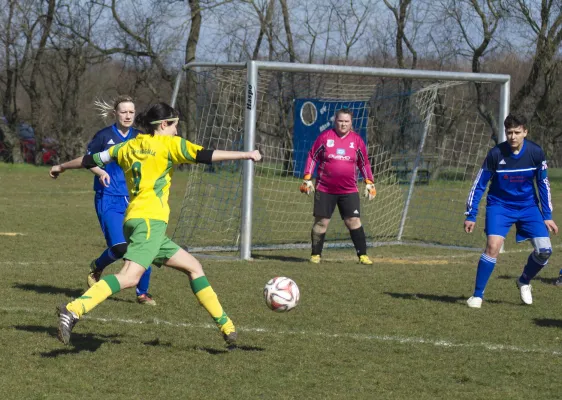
[96, 134, 203, 223]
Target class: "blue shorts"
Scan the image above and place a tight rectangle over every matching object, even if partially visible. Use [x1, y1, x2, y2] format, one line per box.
[94, 193, 128, 247]
[485, 204, 549, 242]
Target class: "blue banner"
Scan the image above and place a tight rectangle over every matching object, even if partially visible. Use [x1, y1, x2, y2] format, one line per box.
[293, 99, 368, 177]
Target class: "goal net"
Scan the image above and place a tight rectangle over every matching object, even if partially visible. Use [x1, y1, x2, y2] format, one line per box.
[170, 63, 508, 256]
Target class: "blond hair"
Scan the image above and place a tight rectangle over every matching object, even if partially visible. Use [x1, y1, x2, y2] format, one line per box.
[94, 95, 135, 120]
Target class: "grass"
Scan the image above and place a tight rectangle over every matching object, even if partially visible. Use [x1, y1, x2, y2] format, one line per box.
[1, 163, 562, 399]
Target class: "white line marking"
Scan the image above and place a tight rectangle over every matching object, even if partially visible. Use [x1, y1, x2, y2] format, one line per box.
[3, 244, 562, 265]
[8, 191, 92, 195]
[1, 306, 560, 356]
[0, 261, 78, 265]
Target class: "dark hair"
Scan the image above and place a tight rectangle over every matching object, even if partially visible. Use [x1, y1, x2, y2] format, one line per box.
[134, 102, 179, 135]
[335, 108, 353, 118]
[504, 113, 527, 130]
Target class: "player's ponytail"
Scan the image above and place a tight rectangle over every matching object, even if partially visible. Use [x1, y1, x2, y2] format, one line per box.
[94, 95, 135, 121]
[134, 102, 179, 136]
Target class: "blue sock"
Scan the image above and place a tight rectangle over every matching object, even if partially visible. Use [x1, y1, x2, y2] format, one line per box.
[136, 266, 152, 296]
[559, 268, 562, 276]
[94, 247, 118, 272]
[473, 253, 497, 298]
[519, 252, 547, 284]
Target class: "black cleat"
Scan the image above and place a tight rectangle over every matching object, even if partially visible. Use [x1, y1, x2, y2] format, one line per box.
[56, 304, 78, 345]
[555, 275, 562, 287]
[223, 331, 238, 346]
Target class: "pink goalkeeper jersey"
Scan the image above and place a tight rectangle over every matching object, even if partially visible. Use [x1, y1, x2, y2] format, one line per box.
[303, 129, 374, 194]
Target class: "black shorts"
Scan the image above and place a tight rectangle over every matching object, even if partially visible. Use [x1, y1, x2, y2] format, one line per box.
[313, 190, 361, 219]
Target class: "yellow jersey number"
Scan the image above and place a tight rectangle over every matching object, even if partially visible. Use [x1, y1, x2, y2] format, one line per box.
[131, 161, 142, 196]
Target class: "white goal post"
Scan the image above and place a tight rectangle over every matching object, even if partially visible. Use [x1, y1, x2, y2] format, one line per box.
[170, 61, 510, 260]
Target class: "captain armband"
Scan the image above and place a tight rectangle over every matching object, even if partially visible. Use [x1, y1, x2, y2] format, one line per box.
[81, 154, 97, 169]
[82, 151, 110, 169]
[195, 149, 214, 164]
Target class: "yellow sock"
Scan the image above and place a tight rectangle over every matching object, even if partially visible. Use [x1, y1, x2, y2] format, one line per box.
[66, 275, 121, 318]
[191, 276, 232, 331]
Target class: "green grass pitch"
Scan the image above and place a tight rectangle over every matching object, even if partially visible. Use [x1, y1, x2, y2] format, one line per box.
[0, 163, 561, 399]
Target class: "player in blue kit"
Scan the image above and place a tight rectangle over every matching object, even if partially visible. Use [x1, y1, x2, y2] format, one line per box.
[53, 95, 156, 305]
[464, 114, 558, 308]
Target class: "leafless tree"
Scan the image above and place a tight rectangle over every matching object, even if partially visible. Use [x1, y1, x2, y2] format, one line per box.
[507, 0, 562, 164]
[331, 0, 372, 64]
[0, 0, 22, 161]
[440, 0, 506, 143]
[383, 0, 419, 152]
[278, 0, 296, 62]
[0, 0, 56, 162]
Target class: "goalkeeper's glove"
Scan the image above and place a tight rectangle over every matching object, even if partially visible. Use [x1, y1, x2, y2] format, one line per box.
[299, 175, 315, 195]
[364, 179, 376, 201]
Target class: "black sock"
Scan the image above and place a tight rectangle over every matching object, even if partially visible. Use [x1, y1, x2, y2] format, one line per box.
[311, 230, 326, 256]
[349, 226, 367, 256]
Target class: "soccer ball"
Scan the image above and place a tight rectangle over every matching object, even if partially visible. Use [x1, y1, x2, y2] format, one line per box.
[263, 277, 300, 312]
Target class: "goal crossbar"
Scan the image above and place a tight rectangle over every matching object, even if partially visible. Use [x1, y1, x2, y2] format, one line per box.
[171, 61, 511, 260]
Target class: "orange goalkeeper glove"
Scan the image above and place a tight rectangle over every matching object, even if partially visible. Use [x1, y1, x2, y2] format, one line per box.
[299, 175, 315, 195]
[364, 180, 376, 200]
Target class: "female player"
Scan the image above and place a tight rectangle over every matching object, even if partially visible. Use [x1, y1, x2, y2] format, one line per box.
[51, 102, 261, 346]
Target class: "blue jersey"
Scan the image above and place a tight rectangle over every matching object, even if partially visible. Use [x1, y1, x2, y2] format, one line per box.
[86, 124, 140, 196]
[465, 139, 552, 222]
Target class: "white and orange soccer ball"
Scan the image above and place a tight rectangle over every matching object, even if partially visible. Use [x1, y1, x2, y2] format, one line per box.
[263, 277, 300, 312]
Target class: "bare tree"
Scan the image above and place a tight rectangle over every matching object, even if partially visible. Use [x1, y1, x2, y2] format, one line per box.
[442, 0, 505, 143]
[278, 0, 296, 62]
[58, 1, 190, 86]
[331, 0, 372, 64]
[18, 0, 56, 143]
[383, 0, 418, 152]
[507, 0, 562, 164]
[509, 0, 562, 111]
[383, 0, 418, 70]
[0, 0, 22, 162]
[0, 0, 56, 162]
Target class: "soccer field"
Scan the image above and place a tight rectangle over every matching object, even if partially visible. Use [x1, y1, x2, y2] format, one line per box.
[1, 163, 562, 400]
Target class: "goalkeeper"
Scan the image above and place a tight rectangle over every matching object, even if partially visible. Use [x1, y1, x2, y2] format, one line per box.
[51, 102, 261, 346]
[299, 108, 375, 265]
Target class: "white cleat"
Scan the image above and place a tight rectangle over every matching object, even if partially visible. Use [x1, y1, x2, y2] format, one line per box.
[516, 280, 533, 305]
[467, 296, 482, 308]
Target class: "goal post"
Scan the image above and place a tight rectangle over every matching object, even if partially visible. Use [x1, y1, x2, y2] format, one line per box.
[170, 61, 510, 260]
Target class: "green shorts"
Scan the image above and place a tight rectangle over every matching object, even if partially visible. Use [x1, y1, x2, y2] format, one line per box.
[123, 218, 180, 268]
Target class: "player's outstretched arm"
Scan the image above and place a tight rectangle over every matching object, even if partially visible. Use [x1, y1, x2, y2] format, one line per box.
[50, 155, 111, 187]
[545, 220, 559, 235]
[211, 149, 262, 162]
[49, 156, 84, 178]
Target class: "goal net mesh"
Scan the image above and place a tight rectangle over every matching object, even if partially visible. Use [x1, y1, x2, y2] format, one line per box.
[171, 66, 498, 253]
